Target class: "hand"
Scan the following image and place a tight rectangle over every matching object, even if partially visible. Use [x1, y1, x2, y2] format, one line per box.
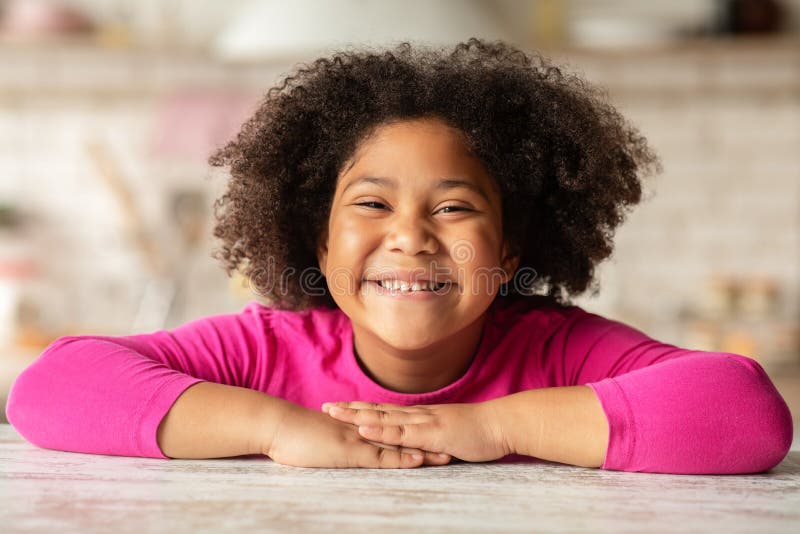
[322, 400, 511, 463]
[264, 403, 452, 468]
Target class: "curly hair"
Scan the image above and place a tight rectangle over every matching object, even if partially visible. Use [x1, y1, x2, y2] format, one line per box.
[209, 38, 660, 311]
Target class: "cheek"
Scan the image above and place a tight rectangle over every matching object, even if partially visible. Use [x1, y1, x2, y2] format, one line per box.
[329, 217, 375, 258]
[449, 230, 505, 293]
[323, 216, 372, 293]
[448, 226, 502, 265]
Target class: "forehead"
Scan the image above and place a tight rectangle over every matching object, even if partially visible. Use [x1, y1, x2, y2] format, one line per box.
[337, 118, 497, 194]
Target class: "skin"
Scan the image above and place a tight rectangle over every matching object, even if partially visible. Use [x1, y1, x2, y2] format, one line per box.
[316, 116, 519, 394]
[319, 385, 609, 468]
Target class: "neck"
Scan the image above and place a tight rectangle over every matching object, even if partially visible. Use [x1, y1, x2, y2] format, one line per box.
[351, 312, 488, 394]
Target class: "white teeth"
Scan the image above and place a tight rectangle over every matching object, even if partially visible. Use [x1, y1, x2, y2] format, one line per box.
[375, 280, 447, 292]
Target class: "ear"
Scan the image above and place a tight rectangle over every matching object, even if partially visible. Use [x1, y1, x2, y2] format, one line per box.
[500, 241, 519, 285]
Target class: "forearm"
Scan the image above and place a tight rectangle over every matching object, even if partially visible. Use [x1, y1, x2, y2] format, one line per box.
[156, 382, 293, 459]
[489, 386, 609, 468]
[585, 355, 792, 473]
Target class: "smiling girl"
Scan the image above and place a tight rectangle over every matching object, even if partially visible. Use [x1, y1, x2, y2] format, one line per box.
[6, 39, 793, 473]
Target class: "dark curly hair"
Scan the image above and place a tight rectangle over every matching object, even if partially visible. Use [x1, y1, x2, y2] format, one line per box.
[209, 38, 660, 311]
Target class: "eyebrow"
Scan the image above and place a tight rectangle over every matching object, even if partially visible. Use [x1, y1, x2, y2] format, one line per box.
[343, 176, 490, 202]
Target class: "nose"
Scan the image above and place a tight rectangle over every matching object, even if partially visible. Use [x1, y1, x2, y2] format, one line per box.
[383, 209, 439, 256]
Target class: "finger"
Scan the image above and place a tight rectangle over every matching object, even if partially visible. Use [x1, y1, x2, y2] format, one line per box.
[362, 438, 400, 450]
[363, 439, 450, 466]
[364, 439, 449, 465]
[422, 450, 452, 465]
[325, 405, 429, 426]
[325, 401, 428, 412]
[356, 442, 425, 469]
[358, 423, 431, 450]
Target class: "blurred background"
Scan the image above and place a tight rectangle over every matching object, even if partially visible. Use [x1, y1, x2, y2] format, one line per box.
[0, 0, 799, 425]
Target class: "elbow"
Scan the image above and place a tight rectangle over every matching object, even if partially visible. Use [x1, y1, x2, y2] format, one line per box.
[754, 395, 794, 472]
[755, 388, 793, 473]
[5, 336, 85, 448]
[751, 396, 793, 473]
[725, 355, 794, 472]
[6, 361, 42, 443]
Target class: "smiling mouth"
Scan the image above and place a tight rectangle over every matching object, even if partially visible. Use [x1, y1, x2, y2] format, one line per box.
[365, 280, 452, 292]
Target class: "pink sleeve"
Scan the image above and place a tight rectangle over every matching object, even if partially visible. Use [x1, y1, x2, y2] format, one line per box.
[5, 305, 274, 459]
[544, 309, 794, 474]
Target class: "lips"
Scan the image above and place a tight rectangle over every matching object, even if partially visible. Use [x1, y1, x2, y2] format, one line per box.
[372, 279, 450, 291]
[362, 267, 455, 287]
[363, 279, 455, 300]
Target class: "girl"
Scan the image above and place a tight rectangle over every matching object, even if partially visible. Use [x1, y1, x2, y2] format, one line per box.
[6, 39, 793, 474]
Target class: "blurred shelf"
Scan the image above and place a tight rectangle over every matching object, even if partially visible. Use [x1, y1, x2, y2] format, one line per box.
[0, 33, 283, 99]
[544, 35, 800, 57]
[0, 34, 797, 100]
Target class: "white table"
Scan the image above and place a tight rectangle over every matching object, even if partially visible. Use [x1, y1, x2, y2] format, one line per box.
[1, 424, 798, 533]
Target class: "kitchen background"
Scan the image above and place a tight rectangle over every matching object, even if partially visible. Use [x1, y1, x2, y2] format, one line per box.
[1, 0, 799, 426]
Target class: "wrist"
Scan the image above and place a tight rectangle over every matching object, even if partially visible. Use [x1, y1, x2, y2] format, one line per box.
[480, 396, 517, 457]
[250, 394, 296, 456]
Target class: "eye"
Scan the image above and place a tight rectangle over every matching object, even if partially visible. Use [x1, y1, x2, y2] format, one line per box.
[355, 201, 388, 210]
[354, 202, 473, 214]
[436, 205, 471, 214]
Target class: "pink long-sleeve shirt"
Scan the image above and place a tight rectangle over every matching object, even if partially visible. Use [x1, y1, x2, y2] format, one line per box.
[6, 295, 793, 474]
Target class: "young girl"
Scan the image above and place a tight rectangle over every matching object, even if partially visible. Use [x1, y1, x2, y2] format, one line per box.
[6, 39, 793, 474]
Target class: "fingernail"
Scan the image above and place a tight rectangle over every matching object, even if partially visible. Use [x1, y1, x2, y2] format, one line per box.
[358, 425, 374, 433]
[438, 453, 449, 458]
[412, 453, 423, 460]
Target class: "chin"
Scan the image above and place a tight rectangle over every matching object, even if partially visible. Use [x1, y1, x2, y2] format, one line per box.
[379, 331, 441, 351]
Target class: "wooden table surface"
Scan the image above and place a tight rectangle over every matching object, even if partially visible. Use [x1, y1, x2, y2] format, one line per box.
[2, 424, 798, 533]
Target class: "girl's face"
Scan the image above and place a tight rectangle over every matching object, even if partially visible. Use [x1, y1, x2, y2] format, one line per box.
[317, 117, 518, 351]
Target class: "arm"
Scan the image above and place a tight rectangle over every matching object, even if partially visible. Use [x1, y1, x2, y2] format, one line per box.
[529, 310, 794, 474]
[6, 304, 276, 458]
[8, 305, 449, 468]
[160, 380, 451, 466]
[156, 381, 292, 459]
[582, 353, 792, 473]
[488, 385, 608, 468]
